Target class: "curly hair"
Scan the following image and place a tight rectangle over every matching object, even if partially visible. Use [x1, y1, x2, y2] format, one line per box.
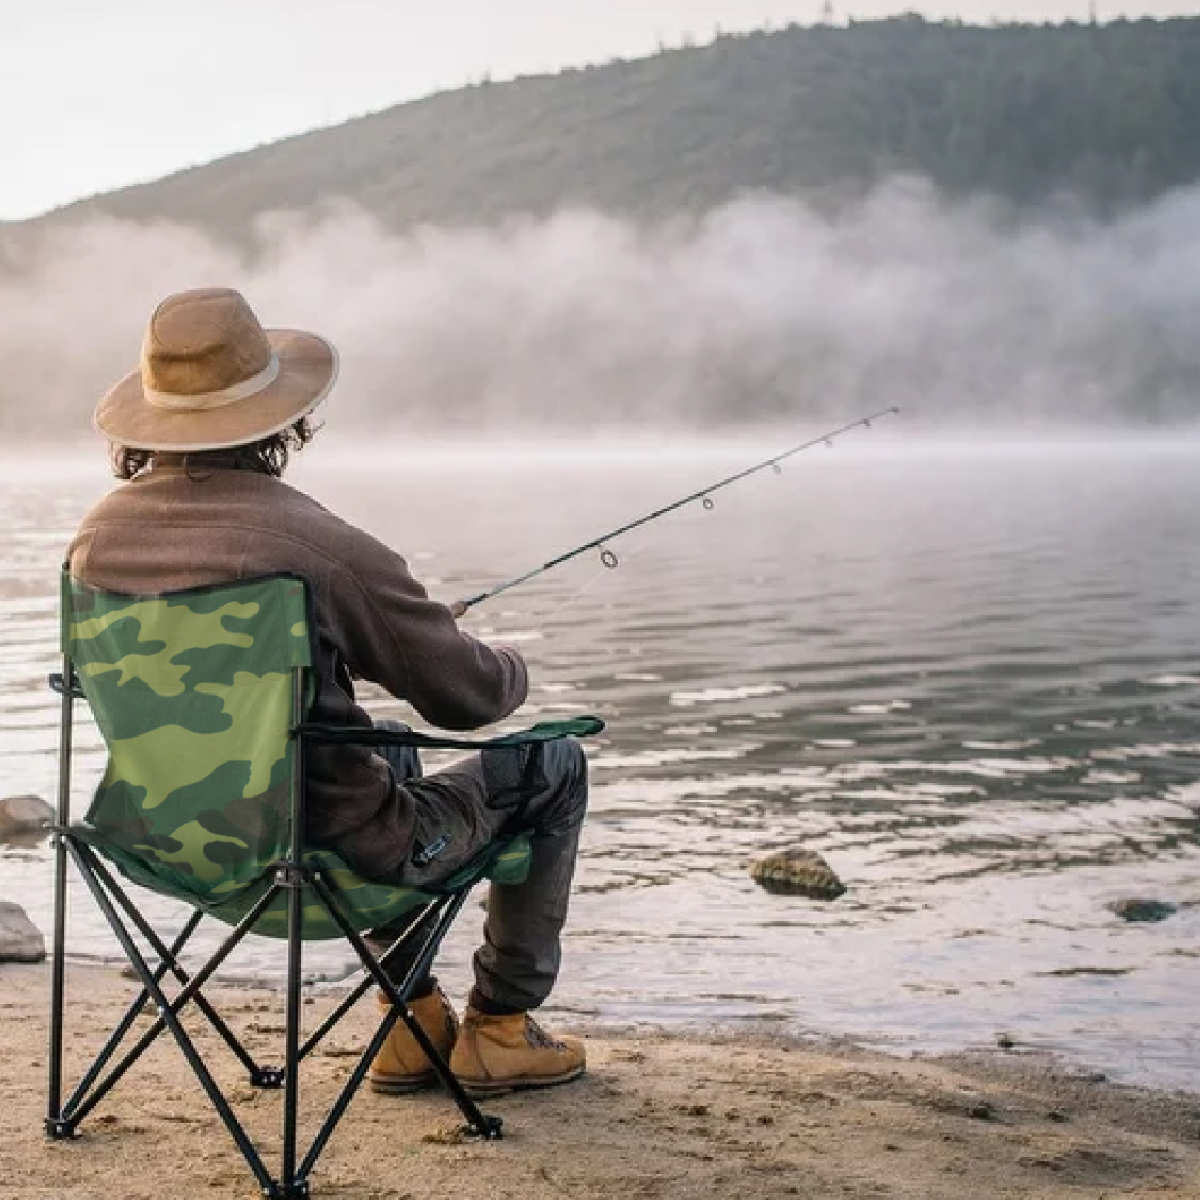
[111, 418, 317, 480]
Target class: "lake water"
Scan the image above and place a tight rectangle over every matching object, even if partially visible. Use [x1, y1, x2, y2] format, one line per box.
[2, 435, 1198, 1094]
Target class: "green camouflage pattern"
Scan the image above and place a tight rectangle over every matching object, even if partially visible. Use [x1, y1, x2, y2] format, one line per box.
[65, 573, 311, 906]
[63, 570, 531, 940]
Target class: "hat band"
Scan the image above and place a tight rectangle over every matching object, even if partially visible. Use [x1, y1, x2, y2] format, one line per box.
[143, 354, 281, 412]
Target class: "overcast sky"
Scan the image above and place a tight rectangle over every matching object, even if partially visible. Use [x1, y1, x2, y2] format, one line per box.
[2, 0, 1195, 221]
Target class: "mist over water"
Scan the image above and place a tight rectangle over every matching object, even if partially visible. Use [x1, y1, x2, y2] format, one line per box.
[2, 177, 1199, 435]
[5, 172, 1200, 1091]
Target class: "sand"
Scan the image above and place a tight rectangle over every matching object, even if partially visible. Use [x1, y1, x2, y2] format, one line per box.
[0, 962, 1197, 1200]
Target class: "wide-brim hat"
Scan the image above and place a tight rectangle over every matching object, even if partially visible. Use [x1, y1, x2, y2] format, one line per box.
[95, 287, 338, 452]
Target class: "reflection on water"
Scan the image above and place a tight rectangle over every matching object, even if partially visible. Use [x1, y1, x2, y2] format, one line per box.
[2, 439, 1199, 1092]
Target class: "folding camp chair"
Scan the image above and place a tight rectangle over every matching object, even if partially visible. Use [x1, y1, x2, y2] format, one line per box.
[45, 570, 601, 1199]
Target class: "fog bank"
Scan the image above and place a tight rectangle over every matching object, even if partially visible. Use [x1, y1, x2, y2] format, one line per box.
[2, 178, 1198, 436]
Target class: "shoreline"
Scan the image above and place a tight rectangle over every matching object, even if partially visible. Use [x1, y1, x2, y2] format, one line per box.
[1, 962, 1197, 1199]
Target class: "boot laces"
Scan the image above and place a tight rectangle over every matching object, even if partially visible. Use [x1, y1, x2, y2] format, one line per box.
[524, 1016, 566, 1051]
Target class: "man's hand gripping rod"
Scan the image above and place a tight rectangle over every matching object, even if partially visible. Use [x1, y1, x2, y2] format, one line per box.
[452, 407, 900, 616]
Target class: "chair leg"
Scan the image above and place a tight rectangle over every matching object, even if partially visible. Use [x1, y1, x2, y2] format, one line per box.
[61, 909, 204, 1122]
[48, 847, 499, 1197]
[46, 826, 71, 1139]
[57, 842, 278, 1195]
[290, 883, 501, 1187]
[85, 853, 265, 1083]
[297, 901, 437, 1062]
[298, 989, 424, 1181]
[309, 877, 503, 1141]
[47, 654, 75, 1140]
[280, 865, 306, 1197]
[61, 844, 279, 1127]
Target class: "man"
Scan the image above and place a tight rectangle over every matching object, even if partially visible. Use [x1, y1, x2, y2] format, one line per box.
[69, 286, 588, 1096]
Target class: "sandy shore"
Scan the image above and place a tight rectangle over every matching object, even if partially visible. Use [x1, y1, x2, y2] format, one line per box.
[1, 962, 1197, 1200]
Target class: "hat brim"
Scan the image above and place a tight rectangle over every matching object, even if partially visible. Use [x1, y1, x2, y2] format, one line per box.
[94, 329, 338, 452]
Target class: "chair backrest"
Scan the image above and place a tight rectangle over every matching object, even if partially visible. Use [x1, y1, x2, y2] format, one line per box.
[63, 571, 311, 907]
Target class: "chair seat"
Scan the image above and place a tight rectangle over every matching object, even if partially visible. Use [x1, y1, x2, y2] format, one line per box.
[68, 822, 532, 941]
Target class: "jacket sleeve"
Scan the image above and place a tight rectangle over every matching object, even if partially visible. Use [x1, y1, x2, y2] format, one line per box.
[325, 524, 528, 731]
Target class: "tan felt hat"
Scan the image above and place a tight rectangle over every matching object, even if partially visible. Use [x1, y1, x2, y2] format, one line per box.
[95, 287, 338, 451]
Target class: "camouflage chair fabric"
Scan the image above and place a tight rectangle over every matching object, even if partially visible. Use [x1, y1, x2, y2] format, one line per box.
[63, 570, 531, 940]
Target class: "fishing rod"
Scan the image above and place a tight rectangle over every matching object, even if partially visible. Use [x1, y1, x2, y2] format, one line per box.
[455, 406, 900, 614]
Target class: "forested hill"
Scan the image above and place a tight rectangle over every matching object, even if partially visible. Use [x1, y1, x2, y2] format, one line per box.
[24, 16, 1200, 235]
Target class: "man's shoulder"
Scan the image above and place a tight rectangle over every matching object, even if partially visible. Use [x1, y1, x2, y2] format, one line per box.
[78, 469, 382, 566]
[261, 479, 386, 562]
[215, 473, 387, 570]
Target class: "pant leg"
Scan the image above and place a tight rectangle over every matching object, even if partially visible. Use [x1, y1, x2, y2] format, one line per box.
[363, 722, 434, 989]
[471, 739, 589, 1012]
[368, 738, 588, 1010]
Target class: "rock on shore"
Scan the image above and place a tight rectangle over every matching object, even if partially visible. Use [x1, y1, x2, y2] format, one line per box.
[0, 794, 54, 836]
[750, 848, 846, 899]
[0, 901, 46, 963]
[1108, 897, 1177, 923]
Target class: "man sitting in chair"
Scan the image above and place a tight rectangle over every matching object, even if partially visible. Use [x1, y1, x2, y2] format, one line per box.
[68, 287, 588, 1097]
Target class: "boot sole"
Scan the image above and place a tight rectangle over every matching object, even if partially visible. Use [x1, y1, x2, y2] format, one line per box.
[368, 1072, 439, 1095]
[457, 1064, 586, 1098]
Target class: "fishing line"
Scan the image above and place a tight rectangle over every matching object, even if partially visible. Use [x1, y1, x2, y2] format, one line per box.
[456, 407, 900, 614]
[539, 520, 679, 614]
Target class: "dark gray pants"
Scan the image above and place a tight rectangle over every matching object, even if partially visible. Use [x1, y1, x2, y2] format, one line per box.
[365, 729, 588, 1013]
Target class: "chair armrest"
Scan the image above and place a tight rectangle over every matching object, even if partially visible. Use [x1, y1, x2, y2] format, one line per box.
[294, 715, 604, 751]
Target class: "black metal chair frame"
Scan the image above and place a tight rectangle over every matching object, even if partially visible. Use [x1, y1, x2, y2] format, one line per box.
[45, 662, 510, 1200]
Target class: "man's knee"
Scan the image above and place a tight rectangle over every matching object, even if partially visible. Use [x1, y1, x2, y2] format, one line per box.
[541, 738, 587, 792]
[480, 738, 588, 832]
[373, 719, 423, 783]
[538, 739, 588, 826]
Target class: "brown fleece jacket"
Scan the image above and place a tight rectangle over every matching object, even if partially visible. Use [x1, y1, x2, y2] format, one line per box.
[67, 461, 528, 880]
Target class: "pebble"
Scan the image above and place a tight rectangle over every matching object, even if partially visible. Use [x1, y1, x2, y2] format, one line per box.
[1108, 897, 1177, 923]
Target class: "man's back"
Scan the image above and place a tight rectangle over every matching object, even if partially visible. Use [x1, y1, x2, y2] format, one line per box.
[69, 460, 528, 880]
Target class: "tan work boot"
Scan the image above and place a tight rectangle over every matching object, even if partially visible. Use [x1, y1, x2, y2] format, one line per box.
[368, 987, 459, 1094]
[449, 1006, 585, 1096]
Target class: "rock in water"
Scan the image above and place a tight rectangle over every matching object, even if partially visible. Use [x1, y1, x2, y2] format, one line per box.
[0, 794, 54, 835]
[1108, 897, 1176, 923]
[750, 849, 846, 899]
[0, 901, 46, 962]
